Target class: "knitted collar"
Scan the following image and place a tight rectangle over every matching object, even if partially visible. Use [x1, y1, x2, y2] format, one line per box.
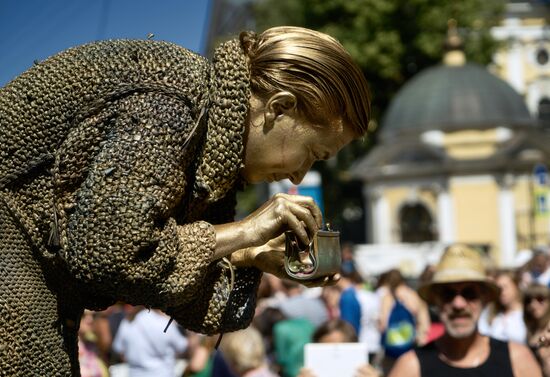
[194, 38, 250, 204]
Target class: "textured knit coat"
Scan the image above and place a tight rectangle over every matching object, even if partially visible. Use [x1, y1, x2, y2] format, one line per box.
[0, 38, 261, 376]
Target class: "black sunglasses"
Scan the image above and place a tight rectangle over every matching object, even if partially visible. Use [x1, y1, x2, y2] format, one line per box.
[436, 285, 481, 303]
[525, 295, 548, 304]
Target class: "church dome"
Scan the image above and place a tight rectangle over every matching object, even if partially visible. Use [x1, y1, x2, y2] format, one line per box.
[380, 62, 533, 140]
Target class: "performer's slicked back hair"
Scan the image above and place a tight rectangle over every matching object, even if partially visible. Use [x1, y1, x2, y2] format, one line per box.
[240, 26, 371, 137]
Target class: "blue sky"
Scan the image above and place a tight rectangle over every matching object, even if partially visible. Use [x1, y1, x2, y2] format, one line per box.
[0, 0, 211, 86]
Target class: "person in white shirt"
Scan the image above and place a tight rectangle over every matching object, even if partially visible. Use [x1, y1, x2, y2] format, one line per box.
[478, 270, 527, 344]
[112, 307, 188, 377]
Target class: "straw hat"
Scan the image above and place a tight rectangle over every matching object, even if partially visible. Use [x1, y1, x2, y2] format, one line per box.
[418, 244, 500, 304]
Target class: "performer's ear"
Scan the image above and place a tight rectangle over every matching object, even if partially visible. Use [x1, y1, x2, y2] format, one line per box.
[263, 91, 297, 130]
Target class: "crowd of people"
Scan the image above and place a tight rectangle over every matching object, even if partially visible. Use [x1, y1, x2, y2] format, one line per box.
[77, 244, 550, 377]
[5, 16, 548, 376]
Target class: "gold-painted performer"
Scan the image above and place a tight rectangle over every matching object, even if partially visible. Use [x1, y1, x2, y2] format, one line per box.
[0, 26, 370, 375]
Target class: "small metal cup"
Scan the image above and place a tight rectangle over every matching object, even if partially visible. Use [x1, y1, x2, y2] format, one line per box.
[284, 225, 341, 280]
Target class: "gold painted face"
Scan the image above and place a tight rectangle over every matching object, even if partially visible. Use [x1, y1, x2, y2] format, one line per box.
[242, 92, 355, 184]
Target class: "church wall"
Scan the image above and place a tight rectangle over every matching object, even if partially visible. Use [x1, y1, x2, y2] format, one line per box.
[492, 11, 550, 116]
[450, 175, 501, 261]
[442, 129, 500, 159]
[515, 175, 534, 250]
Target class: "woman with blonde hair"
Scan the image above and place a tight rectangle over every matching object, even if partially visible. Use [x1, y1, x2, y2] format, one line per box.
[219, 326, 279, 377]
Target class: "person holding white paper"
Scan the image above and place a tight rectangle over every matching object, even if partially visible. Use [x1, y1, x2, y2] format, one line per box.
[297, 319, 381, 377]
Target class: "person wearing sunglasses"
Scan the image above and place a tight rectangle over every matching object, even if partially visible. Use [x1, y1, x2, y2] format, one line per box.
[388, 244, 542, 377]
[523, 284, 550, 376]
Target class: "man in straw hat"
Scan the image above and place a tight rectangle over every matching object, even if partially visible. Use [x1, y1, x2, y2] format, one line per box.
[388, 244, 541, 377]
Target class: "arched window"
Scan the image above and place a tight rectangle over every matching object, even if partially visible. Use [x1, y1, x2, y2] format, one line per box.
[536, 48, 549, 66]
[538, 97, 550, 124]
[399, 202, 436, 243]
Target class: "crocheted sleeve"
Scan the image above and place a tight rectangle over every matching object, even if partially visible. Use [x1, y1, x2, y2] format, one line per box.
[165, 192, 262, 334]
[57, 90, 236, 331]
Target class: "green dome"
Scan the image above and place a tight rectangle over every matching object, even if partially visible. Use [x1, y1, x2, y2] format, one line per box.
[380, 63, 532, 138]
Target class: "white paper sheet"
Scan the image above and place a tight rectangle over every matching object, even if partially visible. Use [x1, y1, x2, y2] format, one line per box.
[304, 343, 368, 377]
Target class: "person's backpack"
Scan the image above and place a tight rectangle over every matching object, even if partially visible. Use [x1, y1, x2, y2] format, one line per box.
[381, 298, 416, 358]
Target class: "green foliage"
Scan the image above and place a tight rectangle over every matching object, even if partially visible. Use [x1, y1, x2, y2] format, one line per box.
[254, 0, 506, 121]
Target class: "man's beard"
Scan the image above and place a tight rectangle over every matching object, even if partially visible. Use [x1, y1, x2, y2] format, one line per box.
[442, 310, 478, 339]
